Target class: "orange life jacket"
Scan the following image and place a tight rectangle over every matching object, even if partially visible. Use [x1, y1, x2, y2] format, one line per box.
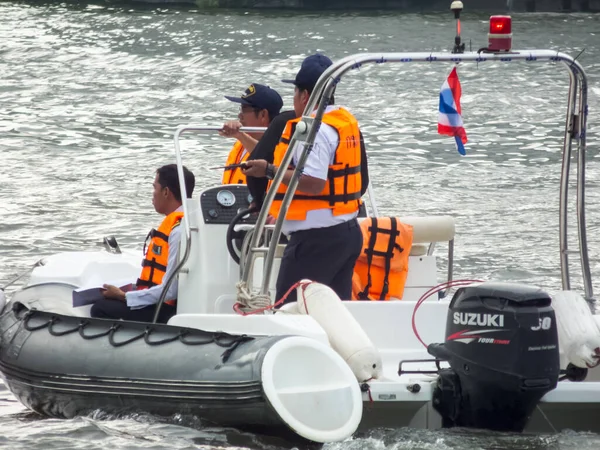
[136, 210, 183, 306]
[352, 217, 414, 301]
[269, 108, 362, 221]
[222, 140, 249, 185]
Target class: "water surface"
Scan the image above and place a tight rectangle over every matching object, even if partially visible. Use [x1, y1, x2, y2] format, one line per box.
[1, 3, 600, 449]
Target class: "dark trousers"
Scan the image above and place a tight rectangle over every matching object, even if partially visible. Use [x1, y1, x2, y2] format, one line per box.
[276, 218, 363, 304]
[90, 299, 176, 324]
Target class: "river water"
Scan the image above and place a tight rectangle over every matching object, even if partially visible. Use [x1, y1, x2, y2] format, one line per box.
[1, 2, 600, 449]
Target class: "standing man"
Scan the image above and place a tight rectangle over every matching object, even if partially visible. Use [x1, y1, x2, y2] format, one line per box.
[243, 54, 364, 303]
[91, 164, 196, 323]
[220, 84, 283, 185]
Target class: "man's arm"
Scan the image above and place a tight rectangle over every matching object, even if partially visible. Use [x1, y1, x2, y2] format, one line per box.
[125, 225, 181, 309]
[234, 132, 259, 153]
[244, 122, 336, 195]
[244, 161, 326, 195]
[289, 125, 336, 193]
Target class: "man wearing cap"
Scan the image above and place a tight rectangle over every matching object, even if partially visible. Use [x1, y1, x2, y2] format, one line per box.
[243, 54, 367, 304]
[220, 84, 283, 185]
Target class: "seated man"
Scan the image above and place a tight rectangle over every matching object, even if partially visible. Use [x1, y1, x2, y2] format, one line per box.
[91, 164, 196, 323]
[220, 83, 283, 185]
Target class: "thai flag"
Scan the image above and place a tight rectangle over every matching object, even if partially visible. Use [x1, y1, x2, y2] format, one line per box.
[438, 67, 468, 155]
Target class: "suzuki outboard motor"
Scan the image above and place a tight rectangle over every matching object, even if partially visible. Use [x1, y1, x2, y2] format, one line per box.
[428, 282, 560, 432]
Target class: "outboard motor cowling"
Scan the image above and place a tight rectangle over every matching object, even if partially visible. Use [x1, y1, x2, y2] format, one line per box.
[428, 282, 560, 432]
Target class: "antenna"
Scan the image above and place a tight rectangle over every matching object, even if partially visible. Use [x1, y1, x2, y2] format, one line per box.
[451, 1, 466, 54]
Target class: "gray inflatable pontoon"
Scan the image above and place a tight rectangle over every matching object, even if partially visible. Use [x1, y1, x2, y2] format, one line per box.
[0, 297, 362, 443]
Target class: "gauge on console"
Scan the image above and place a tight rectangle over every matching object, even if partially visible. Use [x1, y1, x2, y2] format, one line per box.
[216, 190, 236, 208]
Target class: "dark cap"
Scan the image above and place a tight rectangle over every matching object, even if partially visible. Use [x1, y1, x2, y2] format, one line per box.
[224, 84, 283, 119]
[282, 53, 333, 92]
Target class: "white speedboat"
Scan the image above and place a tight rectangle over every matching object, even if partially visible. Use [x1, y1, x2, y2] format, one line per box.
[1, 11, 600, 444]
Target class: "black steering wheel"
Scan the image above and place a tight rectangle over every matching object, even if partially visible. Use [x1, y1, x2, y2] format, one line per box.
[226, 206, 258, 265]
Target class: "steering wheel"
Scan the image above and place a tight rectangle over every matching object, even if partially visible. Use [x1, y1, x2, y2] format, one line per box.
[226, 206, 258, 265]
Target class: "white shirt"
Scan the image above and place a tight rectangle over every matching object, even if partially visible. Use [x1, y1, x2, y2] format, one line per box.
[125, 206, 183, 309]
[282, 105, 358, 235]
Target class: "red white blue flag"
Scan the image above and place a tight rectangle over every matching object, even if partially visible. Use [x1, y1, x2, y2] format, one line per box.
[438, 67, 468, 155]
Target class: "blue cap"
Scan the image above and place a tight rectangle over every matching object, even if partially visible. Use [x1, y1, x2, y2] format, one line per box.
[224, 84, 283, 118]
[282, 54, 333, 91]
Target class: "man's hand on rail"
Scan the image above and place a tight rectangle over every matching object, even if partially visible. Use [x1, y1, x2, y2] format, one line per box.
[219, 120, 243, 139]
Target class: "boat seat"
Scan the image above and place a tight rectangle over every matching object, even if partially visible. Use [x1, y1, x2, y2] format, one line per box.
[356, 216, 455, 243]
[354, 216, 455, 301]
[405, 216, 455, 245]
[409, 244, 428, 256]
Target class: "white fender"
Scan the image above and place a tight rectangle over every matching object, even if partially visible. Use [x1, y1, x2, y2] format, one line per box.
[294, 281, 382, 381]
[261, 336, 362, 443]
[552, 291, 600, 368]
[278, 301, 300, 314]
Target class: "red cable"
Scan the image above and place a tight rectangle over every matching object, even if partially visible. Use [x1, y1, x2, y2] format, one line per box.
[411, 279, 484, 348]
[234, 277, 484, 350]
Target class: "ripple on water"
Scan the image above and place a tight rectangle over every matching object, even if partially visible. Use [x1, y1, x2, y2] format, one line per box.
[1, 4, 600, 450]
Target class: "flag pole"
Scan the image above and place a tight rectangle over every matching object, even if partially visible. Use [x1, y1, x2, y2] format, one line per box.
[451, 2, 466, 154]
[451, 1, 465, 54]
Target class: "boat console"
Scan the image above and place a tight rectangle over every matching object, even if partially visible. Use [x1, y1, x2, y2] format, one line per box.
[177, 184, 267, 315]
[199, 185, 256, 225]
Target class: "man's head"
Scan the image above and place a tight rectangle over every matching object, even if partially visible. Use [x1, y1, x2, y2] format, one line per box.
[224, 84, 283, 127]
[282, 54, 333, 117]
[153, 164, 195, 215]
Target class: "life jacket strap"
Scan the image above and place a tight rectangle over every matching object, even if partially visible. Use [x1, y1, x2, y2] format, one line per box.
[142, 230, 153, 255]
[136, 278, 158, 288]
[274, 191, 361, 203]
[380, 217, 398, 300]
[141, 258, 167, 273]
[358, 217, 380, 300]
[149, 228, 169, 243]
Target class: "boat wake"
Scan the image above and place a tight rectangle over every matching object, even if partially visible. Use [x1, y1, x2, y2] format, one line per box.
[1, 382, 600, 449]
[338, 427, 600, 450]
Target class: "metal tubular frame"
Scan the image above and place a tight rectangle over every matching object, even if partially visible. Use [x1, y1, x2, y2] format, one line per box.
[165, 51, 593, 319]
[239, 51, 592, 302]
[559, 69, 576, 291]
[575, 68, 592, 300]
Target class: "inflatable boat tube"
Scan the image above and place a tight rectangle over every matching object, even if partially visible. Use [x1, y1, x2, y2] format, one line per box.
[0, 301, 362, 443]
